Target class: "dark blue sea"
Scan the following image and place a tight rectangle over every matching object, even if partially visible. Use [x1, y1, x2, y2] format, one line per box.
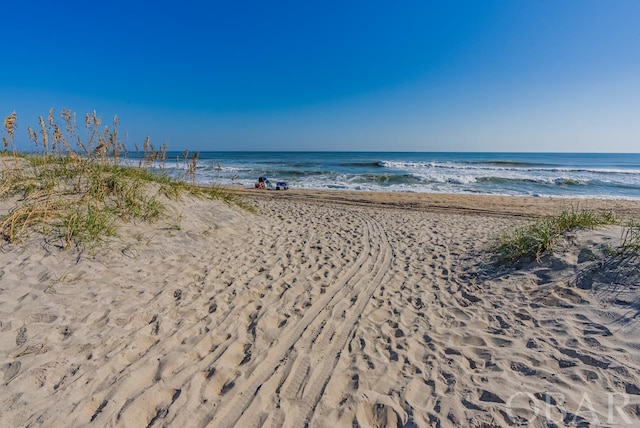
[150, 152, 640, 199]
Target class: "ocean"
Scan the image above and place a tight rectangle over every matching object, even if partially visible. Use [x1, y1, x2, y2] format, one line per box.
[146, 152, 640, 200]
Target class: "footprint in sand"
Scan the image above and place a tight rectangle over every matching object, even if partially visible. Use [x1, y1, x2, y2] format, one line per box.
[15, 326, 27, 347]
[2, 361, 21, 383]
[26, 313, 58, 323]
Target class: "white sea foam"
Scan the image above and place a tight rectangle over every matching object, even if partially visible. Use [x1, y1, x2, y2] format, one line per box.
[126, 152, 640, 199]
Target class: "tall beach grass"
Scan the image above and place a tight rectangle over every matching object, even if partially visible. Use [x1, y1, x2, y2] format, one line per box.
[1, 109, 243, 253]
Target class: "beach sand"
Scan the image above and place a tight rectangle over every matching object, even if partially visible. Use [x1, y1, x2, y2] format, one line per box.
[1, 189, 639, 427]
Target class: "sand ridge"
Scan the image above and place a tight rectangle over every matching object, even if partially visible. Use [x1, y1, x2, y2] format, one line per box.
[1, 192, 639, 427]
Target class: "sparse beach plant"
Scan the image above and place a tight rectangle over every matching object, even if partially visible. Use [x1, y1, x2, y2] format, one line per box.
[495, 206, 616, 263]
[619, 220, 640, 258]
[555, 205, 615, 230]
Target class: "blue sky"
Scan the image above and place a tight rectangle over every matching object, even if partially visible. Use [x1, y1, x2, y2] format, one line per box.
[1, 0, 639, 152]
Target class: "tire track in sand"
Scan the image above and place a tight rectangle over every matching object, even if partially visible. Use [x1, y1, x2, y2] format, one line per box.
[202, 210, 393, 428]
[287, 212, 394, 427]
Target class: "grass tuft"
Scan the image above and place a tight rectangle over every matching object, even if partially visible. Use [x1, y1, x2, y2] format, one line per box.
[618, 220, 640, 258]
[495, 206, 616, 263]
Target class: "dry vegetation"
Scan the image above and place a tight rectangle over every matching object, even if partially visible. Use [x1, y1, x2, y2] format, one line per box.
[1, 109, 244, 253]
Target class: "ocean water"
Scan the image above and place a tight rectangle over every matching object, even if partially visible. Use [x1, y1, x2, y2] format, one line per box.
[143, 152, 640, 199]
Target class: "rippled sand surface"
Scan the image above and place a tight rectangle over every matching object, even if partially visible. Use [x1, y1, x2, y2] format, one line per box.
[1, 190, 639, 427]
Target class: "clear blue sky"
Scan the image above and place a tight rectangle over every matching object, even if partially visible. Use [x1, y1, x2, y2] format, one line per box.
[1, 0, 639, 152]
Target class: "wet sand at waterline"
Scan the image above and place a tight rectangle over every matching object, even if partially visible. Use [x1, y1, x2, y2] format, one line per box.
[1, 189, 640, 427]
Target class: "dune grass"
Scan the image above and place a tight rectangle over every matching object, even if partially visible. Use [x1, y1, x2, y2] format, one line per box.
[1, 109, 245, 253]
[618, 220, 640, 259]
[495, 207, 617, 263]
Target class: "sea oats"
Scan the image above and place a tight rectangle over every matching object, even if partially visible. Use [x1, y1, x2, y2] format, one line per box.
[53, 124, 63, 151]
[4, 111, 18, 142]
[27, 125, 39, 147]
[39, 116, 49, 152]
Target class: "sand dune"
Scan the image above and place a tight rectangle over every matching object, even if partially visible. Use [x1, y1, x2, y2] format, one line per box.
[1, 191, 639, 427]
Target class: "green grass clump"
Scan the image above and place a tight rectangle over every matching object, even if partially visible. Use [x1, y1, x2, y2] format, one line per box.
[1, 108, 245, 253]
[495, 207, 616, 263]
[61, 205, 117, 252]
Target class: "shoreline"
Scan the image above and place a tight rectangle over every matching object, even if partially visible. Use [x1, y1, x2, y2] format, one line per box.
[233, 186, 640, 219]
[169, 150, 640, 200]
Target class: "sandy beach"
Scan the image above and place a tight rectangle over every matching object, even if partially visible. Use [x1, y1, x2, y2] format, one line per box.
[1, 189, 639, 427]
